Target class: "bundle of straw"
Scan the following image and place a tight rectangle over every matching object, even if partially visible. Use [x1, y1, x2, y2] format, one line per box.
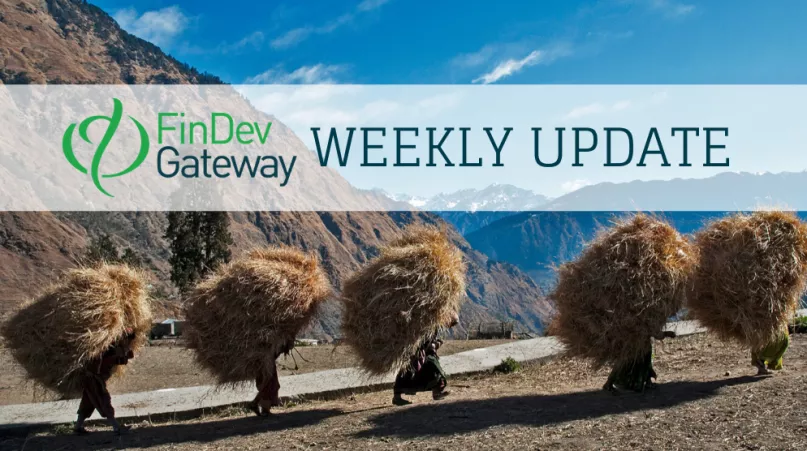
[1, 264, 151, 397]
[184, 247, 331, 385]
[549, 215, 696, 367]
[341, 225, 466, 375]
[688, 211, 807, 348]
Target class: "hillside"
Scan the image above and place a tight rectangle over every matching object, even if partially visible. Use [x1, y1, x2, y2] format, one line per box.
[0, 0, 552, 337]
[466, 210, 796, 288]
[542, 171, 807, 211]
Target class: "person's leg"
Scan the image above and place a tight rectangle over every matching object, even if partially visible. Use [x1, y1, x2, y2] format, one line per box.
[765, 333, 790, 371]
[603, 366, 617, 392]
[751, 349, 771, 375]
[431, 377, 449, 400]
[74, 387, 95, 434]
[392, 371, 412, 405]
[249, 373, 265, 416]
[421, 356, 450, 400]
[256, 363, 280, 414]
[85, 375, 127, 433]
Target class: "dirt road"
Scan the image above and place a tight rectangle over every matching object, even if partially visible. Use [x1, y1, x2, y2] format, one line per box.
[2, 334, 805, 450]
[0, 339, 513, 406]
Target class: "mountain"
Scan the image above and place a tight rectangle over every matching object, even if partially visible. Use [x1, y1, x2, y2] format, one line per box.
[542, 172, 807, 211]
[463, 172, 807, 287]
[467, 209, 806, 289]
[0, 0, 552, 336]
[425, 184, 549, 212]
[466, 212, 609, 289]
[381, 184, 550, 234]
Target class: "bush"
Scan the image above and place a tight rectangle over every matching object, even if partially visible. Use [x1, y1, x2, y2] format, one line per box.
[792, 315, 807, 334]
[493, 357, 521, 374]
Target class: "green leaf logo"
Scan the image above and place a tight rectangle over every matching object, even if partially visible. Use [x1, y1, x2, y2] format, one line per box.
[62, 98, 149, 197]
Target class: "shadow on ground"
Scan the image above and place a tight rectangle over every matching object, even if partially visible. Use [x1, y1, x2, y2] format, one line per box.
[356, 376, 762, 439]
[3, 408, 343, 451]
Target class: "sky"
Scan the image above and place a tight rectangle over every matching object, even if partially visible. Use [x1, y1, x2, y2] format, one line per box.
[84, 0, 807, 198]
[93, 0, 807, 85]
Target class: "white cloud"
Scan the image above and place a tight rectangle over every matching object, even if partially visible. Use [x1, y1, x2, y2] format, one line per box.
[181, 31, 265, 55]
[245, 64, 346, 84]
[357, 0, 391, 12]
[561, 179, 593, 193]
[226, 31, 265, 51]
[644, 0, 695, 17]
[452, 45, 498, 68]
[472, 45, 572, 84]
[271, 27, 314, 49]
[114, 6, 190, 47]
[472, 50, 543, 84]
[271, 1, 392, 49]
[473, 51, 541, 84]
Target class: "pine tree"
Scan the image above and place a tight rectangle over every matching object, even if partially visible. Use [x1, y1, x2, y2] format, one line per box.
[84, 234, 121, 265]
[120, 248, 143, 268]
[165, 212, 232, 293]
[200, 212, 233, 273]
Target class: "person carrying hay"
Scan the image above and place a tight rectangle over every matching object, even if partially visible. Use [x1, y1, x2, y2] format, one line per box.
[549, 214, 696, 394]
[248, 338, 294, 416]
[341, 225, 466, 381]
[687, 211, 807, 377]
[74, 329, 137, 435]
[1, 264, 151, 433]
[392, 313, 458, 406]
[184, 247, 331, 417]
[603, 330, 676, 393]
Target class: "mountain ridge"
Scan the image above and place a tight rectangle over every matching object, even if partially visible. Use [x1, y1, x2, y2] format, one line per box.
[0, 0, 553, 337]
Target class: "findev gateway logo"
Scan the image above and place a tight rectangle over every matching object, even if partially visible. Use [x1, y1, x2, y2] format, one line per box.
[62, 98, 295, 198]
[62, 98, 149, 197]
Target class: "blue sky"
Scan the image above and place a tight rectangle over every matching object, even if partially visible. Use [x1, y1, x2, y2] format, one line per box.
[93, 0, 807, 85]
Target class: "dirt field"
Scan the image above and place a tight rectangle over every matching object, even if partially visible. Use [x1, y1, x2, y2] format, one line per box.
[0, 339, 513, 406]
[1, 334, 805, 450]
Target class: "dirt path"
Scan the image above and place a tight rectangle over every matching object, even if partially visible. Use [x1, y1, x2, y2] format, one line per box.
[2, 334, 805, 450]
[0, 340, 513, 406]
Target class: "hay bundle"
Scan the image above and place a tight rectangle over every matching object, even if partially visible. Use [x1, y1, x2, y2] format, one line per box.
[1, 264, 151, 397]
[549, 214, 696, 367]
[688, 211, 807, 348]
[341, 225, 466, 375]
[184, 247, 331, 385]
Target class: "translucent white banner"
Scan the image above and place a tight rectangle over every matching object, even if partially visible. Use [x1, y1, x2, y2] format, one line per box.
[0, 85, 805, 211]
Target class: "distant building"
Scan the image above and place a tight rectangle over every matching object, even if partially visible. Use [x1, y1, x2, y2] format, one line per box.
[295, 338, 320, 346]
[471, 321, 515, 339]
[150, 319, 186, 339]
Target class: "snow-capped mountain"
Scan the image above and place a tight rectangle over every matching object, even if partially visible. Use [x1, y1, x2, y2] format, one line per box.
[372, 184, 551, 235]
[426, 184, 550, 211]
[378, 184, 550, 212]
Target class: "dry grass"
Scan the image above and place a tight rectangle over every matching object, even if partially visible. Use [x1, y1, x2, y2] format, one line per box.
[184, 247, 331, 385]
[688, 211, 807, 349]
[0, 264, 151, 397]
[550, 214, 696, 367]
[341, 225, 466, 375]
